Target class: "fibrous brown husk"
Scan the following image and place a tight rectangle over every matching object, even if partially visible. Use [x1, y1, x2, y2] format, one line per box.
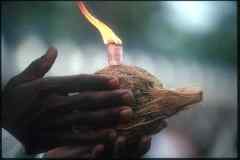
[95, 64, 202, 141]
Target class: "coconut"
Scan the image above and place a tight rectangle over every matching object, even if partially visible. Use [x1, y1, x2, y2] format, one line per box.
[95, 64, 202, 141]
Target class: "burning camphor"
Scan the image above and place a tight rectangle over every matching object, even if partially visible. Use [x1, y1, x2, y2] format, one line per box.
[76, 1, 203, 141]
[76, 1, 123, 65]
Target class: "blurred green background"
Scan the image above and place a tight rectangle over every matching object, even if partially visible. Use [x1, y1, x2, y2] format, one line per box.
[1, 1, 237, 158]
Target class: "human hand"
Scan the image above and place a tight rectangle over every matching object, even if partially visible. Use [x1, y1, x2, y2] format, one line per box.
[2, 47, 134, 154]
[45, 136, 151, 159]
[45, 121, 166, 159]
[46, 144, 105, 158]
[111, 121, 167, 158]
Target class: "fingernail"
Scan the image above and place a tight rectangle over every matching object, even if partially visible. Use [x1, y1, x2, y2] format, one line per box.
[42, 47, 57, 59]
[118, 89, 135, 105]
[108, 78, 119, 89]
[120, 107, 133, 123]
[41, 47, 57, 67]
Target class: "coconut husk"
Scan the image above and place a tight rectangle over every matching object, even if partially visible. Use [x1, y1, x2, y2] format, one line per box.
[95, 64, 202, 141]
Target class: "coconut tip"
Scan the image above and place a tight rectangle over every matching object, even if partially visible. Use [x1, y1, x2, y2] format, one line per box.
[175, 86, 203, 103]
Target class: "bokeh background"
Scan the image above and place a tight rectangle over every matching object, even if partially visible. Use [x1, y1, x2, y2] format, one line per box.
[1, 1, 237, 158]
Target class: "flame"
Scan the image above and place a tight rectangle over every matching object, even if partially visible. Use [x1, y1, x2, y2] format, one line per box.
[76, 1, 122, 45]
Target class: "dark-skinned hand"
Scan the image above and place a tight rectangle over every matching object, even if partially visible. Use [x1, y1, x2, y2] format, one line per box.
[46, 121, 167, 158]
[109, 120, 167, 158]
[45, 136, 152, 158]
[2, 47, 134, 154]
[46, 144, 105, 158]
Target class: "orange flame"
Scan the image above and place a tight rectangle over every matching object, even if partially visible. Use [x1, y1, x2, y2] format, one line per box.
[76, 1, 122, 45]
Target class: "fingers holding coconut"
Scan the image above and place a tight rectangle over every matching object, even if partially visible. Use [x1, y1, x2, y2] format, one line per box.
[31, 129, 116, 152]
[43, 89, 134, 112]
[35, 106, 133, 129]
[59, 106, 133, 128]
[113, 136, 127, 158]
[133, 136, 152, 157]
[56, 129, 116, 145]
[96, 64, 202, 142]
[46, 144, 105, 158]
[112, 136, 151, 158]
[46, 146, 92, 158]
[39, 74, 120, 93]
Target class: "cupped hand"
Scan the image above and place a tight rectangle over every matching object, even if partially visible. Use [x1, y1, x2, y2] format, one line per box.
[46, 144, 105, 158]
[2, 47, 134, 154]
[111, 121, 167, 158]
[45, 123, 166, 159]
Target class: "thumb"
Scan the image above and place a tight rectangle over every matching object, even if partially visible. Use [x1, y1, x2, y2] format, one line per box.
[4, 47, 57, 91]
[18, 47, 58, 83]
